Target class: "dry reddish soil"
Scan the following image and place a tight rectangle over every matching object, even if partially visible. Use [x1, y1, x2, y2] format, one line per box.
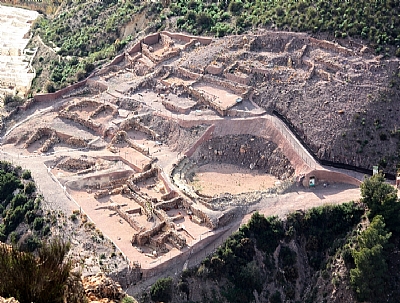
[190, 163, 278, 196]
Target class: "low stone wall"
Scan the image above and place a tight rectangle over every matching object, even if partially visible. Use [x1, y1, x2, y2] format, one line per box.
[206, 63, 224, 75]
[176, 66, 202, 80]
[120, 117, 159, 140]
[67, 170, 133, 190]
[158, 169, 175, 194]
[113, 205, 141, 231]
[86, 78, 108, 92]
[58, 110, 102, 134]
[202, 74, 248, 96]
[132, 221, 166, 246]
[128, 166, 158, 184]
[90, 103, 118, 118]
[181, 199, 214, 229]
[155, 196, 183, 210]
[109, 53, 125, 66]
[189, 87, 225, 115]
[309, 37, 354, 56]
[127, 41, 142, 55]
[303, 170, 361, 187]
[91, 64, 120, 78]
[224, 72, 251, 85]
[161, 99, 191, 114]
[161, 31, 213, 46]
[34, 79, 87, 102]
[143, 32, 160, 46]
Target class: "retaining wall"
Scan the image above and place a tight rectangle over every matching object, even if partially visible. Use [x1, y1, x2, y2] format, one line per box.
[127, 41, 142, 55]
[184, 124, 215, 158]
[161, 31, 213, 45]
[202, 74, 248, 95]
[224, 72, 251, 85]
[34, 79, 87, 102]
[206, 64, 224, 75]
[303, 170, 361, 187]
[309, 37, 354, 56]
[176, 67, 202, 80]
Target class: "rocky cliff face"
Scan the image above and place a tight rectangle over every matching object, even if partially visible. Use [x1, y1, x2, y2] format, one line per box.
[83, 272, 132, 303]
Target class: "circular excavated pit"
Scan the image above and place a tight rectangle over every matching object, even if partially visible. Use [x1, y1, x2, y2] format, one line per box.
[186, 134, 295, 196]
[190, 163, 278, 196]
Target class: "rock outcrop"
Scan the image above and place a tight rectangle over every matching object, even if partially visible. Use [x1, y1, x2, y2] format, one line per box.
[83, 272, 126, 303]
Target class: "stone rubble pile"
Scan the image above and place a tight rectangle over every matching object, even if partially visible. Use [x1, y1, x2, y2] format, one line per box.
[83, 272, 126, 303]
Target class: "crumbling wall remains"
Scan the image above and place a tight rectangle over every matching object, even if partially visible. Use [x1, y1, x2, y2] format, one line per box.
[131, 221, 166, 246]
[120, 117, 159, 140]
[58, 110, 102, 133]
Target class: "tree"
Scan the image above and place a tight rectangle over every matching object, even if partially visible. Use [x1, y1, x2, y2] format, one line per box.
[350, 215, 391, 302]
[360, 173, 400, 232]
[150, 277, 173, 303]
[0, 239, 74, 303]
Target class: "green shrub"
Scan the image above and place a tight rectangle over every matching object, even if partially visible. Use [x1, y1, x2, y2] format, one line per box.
[22, 170, 32, 180]
[0, 239, 74, 303]
[150, 277, 173, 303]
[24, 182, 36, 195]
[33, 217, 44, 231]
[121, 296, 135, 303]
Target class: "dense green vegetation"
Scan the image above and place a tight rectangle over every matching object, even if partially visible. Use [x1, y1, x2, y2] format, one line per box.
[30, 0, 400, 92]
[150, 277, 173, 303]
[181, 202, 363, 302]
[0, 162, 49, 252]
[0, 239, 73, 303]
[32, 0, 156, 91]
[350, 215, 391, 301]
[169, 0, 400, 54]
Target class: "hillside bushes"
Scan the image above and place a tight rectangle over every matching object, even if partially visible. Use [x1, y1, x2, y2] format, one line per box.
[191, 201, 364, 302]
[169, 0, 400, 55]
[0, 239, 73, 303]
[0, 162, 49, 251]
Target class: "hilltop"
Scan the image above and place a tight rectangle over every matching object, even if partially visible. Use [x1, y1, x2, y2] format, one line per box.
[1, 1, 400, 303]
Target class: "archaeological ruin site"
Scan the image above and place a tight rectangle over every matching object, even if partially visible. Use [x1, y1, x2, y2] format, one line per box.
[3, 29, 385, 282]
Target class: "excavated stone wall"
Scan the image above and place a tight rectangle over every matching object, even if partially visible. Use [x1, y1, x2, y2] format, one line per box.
[128, 166, 158, 184]
[58, 110, 102, 133]
[132, 221, 166, 246]
[96, 204, 142, 231]
[192, 134, 295, 180]
[119, 116, 159, 140]
[57, 157, 95, 172]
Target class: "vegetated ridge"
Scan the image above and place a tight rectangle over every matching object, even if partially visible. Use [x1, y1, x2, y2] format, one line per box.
[25, 0, 400, 93]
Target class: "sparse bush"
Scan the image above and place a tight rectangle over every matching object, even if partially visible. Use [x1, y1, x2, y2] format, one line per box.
[22, 170, 32, 180]
[150, 277, 173, 303]
[121, 297, 135, 303]
[70, 213, 78, 222]
[45, 81, 56, 93]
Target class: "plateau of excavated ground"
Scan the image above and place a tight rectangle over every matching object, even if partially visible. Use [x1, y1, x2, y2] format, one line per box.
[0, 31, 370, 288]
